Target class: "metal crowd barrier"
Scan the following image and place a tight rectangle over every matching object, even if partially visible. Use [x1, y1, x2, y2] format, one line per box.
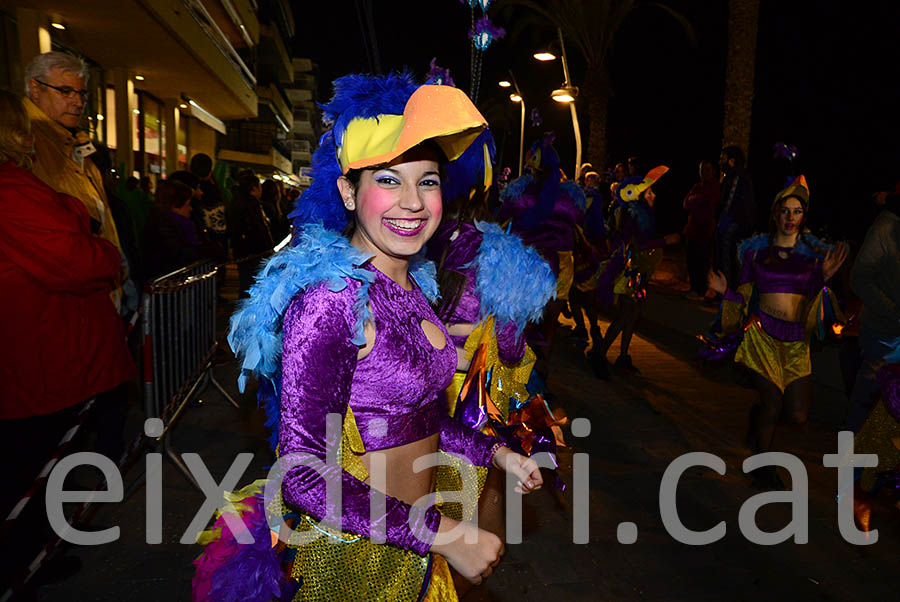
[141, 260, 239, 487]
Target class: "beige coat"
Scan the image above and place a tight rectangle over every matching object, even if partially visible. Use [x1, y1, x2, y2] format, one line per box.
[24, 97, 125, 308]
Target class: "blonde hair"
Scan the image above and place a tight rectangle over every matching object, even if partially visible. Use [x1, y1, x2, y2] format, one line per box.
[0, 91, 33, 169]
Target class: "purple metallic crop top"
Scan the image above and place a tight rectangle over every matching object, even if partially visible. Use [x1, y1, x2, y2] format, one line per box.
[737, 245, 824, 296]
[279, 264, 501, 556]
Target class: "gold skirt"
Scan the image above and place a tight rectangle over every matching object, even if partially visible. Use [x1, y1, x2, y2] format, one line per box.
[734, 320, 810, 392]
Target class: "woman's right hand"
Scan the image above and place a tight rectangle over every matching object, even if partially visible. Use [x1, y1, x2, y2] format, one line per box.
[707, 269, 728, 295]
[430, 516, 503, 584]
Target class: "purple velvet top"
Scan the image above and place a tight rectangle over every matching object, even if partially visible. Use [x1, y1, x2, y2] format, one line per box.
[427, 222, 526, 363]
[723, 245, 825, 342]
[498, 181, 580, 274]
[279, 264, 501, 556]
[724, 245, 824, 303]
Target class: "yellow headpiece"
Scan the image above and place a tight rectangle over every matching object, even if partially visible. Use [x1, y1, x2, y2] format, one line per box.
[337, 85, 488, 174]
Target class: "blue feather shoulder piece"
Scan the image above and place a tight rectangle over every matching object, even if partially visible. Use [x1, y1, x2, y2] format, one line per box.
[561, 181, 587, 211]
[472, 221, 556, 334]
[410, 254, 440, 304]
[737, 234, 770, 260]
[227, 225, 374, 392]
[738, 232, 833, 263]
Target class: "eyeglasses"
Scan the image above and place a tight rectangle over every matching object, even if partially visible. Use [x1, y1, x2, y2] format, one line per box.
[34, 79, 89, 102]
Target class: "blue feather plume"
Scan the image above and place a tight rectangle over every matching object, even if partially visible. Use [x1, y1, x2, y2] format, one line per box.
[472, 221, 556, 335]
[288, 132, 347, 232]
[500, 174, 533, 203]
[442, 129, 496, 204]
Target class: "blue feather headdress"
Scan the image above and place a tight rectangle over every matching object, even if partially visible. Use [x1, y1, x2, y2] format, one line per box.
[288, 73, 420, 234]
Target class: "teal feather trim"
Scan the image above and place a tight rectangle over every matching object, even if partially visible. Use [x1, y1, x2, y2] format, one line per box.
[472, 221, 556, 334]
[738, 232, 833, 263]
[227, 225, 374, 392]
[410, 254, 440, 304]
[227, 225, 442, 393]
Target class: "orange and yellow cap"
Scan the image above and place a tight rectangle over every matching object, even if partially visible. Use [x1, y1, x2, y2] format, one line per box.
[337, 85, 488, 174]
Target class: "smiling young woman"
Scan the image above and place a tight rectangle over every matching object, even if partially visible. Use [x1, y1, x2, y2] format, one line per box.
[197, 73, 544, 602]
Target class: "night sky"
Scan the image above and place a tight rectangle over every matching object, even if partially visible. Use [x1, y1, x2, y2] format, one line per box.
[295, 0, 900, 242]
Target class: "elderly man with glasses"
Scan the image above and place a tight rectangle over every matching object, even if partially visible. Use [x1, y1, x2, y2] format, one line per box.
[24, 51, 129, 312]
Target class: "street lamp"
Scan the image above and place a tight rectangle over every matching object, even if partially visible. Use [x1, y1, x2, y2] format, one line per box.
[535, 27, 582, 178]
[502, 72, 526, 177]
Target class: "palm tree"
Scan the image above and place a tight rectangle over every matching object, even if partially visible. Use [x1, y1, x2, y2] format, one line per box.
[499, 0, 693, 170]
[720, 0, 760, 155]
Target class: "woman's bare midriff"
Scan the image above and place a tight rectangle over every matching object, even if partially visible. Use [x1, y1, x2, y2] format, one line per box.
[758, 292, 805, 323]
[360, 432, 440, 506]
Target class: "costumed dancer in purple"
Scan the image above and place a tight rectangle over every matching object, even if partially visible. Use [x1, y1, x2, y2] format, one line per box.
[497, 133, 586, 378]
[426, 128, 561, 545]
[193, 74, 543, 602]
[705, 176, 848, 489]
[587, 166, 681, 379]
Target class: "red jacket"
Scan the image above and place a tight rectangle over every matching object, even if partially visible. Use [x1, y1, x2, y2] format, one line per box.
[0, 162, 135, 419]
[682, 180, 720, 242]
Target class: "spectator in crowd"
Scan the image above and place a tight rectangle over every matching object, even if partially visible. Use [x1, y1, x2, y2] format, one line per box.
[23, 51, 128, 311]
[120, 172, 156, 250]
[0, 90, 135, 590]
[627, 156, 640, 177]
[143, 179, 223, 279]
[613, 162, 627, 183]
[140, 175, 153, 196]
[229, 172, 273, 297]
[845, 191, 900, 432]
[260, 178, 290, 243]
[576, 162, 594, 186]
[682, 160, 720, 300]
[714, 145, 756, 288]
[90, 143, 144, 302]
[189, 153, 229, 255]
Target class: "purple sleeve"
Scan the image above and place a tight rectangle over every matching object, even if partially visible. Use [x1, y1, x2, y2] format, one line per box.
[279, 285, 441, 556]
[439, 413, 502, 467]
[723, 248, 758, 305]
[496, 320, 526, 364]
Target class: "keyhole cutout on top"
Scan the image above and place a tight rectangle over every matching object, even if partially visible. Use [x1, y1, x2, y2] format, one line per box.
[778, 250, 789, 259]
[420, 319, 447, 350]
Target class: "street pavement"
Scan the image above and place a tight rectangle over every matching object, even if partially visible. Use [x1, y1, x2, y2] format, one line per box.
[35, 260, 900, 601]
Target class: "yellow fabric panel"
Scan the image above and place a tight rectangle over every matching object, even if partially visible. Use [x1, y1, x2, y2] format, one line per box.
[734, 320, 810, 392]
[800, 286, 845, 339]
[720, 282, 755, 335]
[445, 371, 466, 417]
[556, 250, 575, 301]
[461, 318, 535, 423]
[338, 115, 406, 174]
[340, 406, 369, 482]
[434, 450, 489, 522]
[422, 554, 459, 602]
